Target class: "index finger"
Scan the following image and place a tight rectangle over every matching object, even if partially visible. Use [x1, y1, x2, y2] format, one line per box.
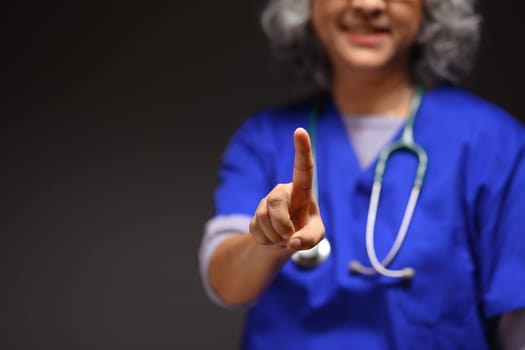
[291, 127, 314, 206]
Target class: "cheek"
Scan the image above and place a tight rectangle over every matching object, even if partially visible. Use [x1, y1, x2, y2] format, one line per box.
[311, 7, 335, 50]
[408, 2, 423, 36]
[310, 0, 346, 37]
[409, 15, 422, 43]
[391, 8, 423, 46]
[408, 4, 423, 37]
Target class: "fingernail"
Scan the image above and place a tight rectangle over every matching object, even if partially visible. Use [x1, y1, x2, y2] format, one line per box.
[290, 237, 302, 249]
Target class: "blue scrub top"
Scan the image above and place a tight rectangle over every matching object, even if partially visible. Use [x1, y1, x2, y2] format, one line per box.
[214, 86, 525, 349]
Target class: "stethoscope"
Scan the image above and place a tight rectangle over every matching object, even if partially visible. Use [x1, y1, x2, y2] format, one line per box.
[291, 86, 428, 280]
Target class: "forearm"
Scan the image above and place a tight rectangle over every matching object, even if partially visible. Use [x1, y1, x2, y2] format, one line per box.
[208, 233, 293, 306]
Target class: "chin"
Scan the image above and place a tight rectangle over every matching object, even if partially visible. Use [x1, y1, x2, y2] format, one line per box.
[340, 55, 393, 73]
[331, 42, 392, 69]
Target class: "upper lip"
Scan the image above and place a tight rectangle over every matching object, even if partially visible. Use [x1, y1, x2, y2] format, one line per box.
[346, 26, 389, 34]
[340, 14, 389, 34]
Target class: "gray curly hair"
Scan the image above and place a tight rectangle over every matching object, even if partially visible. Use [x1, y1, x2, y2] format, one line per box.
[261, 0, 481, 87]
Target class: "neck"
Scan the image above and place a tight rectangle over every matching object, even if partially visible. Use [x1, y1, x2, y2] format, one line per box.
[331, 67, 415, 118]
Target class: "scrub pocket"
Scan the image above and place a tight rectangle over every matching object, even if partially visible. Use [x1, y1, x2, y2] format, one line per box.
[394, 224, 476, 326]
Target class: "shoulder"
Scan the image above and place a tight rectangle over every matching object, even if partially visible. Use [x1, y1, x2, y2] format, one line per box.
[426, 85, 524, 130]
[424, 85, 525, 145]
[225, 92, 327, 155]
[229, 92, 328, 152]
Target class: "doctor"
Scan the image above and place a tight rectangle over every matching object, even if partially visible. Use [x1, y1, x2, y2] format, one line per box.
[199, 0, 525, 349]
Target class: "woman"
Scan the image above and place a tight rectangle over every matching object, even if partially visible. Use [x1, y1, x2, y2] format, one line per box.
[199, 0, 525, 348]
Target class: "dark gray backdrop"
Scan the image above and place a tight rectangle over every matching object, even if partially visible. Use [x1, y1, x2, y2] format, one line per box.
[4, 1, 524, 349]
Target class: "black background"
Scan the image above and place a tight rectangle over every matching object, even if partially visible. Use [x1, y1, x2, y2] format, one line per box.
[4, 1, 525, 349]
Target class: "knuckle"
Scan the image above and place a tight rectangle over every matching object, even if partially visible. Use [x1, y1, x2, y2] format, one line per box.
[255, 206, 267, 218]
[249, 219, 257, 233]
[267, 185, 289, 206]
[266, 194, 284, 208]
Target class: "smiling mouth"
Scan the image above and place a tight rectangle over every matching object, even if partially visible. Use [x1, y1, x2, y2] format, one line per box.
[340, 24, 389, 46]
[339, 13, 390, 35]
[348, 27, 389, 34]
[339, 21, 390, 46]
[340, 21, 390, 34]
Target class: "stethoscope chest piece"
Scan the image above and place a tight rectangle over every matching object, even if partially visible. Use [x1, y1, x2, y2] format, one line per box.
[291, 237, 331, 269]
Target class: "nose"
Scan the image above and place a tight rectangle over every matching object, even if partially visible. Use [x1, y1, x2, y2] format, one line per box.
[351, 0, 386, 19]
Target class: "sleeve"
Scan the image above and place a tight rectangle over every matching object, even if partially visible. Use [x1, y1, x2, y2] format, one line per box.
[199, 113, 278, 307]
[469, 114, 525, 318]
[198, 214, 251, 308]
[214, 114, 276, 216]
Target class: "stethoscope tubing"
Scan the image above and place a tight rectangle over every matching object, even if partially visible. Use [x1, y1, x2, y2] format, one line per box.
[292, 86, 427, 280]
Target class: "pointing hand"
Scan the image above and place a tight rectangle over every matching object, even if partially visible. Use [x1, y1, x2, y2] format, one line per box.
[249, 128, 325, 251]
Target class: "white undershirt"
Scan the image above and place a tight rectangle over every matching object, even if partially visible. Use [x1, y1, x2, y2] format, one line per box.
[342, 114, 404, 169]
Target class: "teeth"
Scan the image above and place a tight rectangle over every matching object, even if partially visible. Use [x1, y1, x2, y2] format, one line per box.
[349, 28, 385, 34]
[340, 18, 387, 33]
[352, 29, 378, 34]
[353, 28, 373, 34]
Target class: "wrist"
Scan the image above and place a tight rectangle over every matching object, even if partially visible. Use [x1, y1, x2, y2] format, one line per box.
[251, 238, 294, 262]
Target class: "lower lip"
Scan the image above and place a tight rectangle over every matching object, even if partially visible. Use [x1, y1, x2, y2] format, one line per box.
[348, 31, 387, 46]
